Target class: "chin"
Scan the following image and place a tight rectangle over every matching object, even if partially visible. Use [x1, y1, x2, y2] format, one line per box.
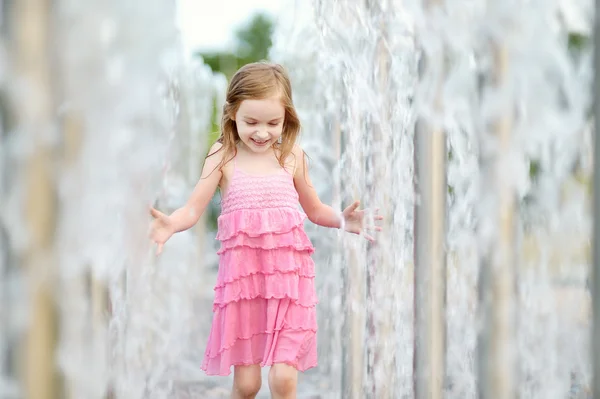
[243, 139, 273, 152]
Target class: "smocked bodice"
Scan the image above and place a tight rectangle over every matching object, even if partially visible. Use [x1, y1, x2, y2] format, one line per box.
[221, 168, 299, 214]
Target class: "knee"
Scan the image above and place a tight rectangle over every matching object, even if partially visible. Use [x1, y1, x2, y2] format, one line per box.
[268, 364, 297, 396]
[233, 369, 261, 398]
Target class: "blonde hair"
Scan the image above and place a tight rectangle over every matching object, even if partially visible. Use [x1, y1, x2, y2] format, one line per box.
[207, 62, 301, 171]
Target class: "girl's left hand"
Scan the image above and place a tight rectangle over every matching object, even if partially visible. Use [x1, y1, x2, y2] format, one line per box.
[342, 200, 383, 241]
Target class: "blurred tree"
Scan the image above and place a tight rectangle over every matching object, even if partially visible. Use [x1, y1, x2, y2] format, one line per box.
[235, 13, 273, 62]
[197, 12, 274, 78]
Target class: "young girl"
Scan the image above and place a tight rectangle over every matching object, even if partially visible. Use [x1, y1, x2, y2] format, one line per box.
[150, 62, 379, 399]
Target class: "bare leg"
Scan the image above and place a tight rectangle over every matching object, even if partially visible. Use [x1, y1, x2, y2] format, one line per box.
[268, 363, 298, 399]
[231, 364, 262, 399]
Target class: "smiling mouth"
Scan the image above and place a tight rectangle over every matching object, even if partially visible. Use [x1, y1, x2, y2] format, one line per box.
[251, 138, 270, 146]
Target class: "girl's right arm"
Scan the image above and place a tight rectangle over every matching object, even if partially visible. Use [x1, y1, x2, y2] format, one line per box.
[167, 142, 224, 233]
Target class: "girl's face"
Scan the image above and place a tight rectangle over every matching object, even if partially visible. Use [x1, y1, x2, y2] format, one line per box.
[234, 95, 285, 154]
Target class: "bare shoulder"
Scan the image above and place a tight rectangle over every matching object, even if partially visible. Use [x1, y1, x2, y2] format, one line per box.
[291, 143, 305, 158]
[201, 141, 226, 179]
[207, 141, 224, 159]
[288, 144, 307, 175]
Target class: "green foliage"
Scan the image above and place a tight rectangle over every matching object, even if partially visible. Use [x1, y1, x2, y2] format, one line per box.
[200, 53, 242, 80]
[196, 12, 274, 78]
[529, 159, 541, 181]
[235, 13, 273, 62]
[567, 32, 589, 53]
[209, 96, 221, 143]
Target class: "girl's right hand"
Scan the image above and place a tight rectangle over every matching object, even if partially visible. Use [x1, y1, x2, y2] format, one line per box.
[150, 207, 174, 255]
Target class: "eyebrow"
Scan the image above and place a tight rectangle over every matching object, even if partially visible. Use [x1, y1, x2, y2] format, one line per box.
[243, 116, 283, 122]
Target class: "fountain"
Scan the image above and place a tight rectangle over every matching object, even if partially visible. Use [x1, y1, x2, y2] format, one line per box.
[272, 0, 594, 397]
[0, 0, 224, 397]
[0, 0, 597, 398]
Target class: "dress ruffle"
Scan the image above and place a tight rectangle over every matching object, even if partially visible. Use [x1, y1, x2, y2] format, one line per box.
[216, 207, 307, 241]
[216, 247, 315, 285]
[216, 228, 314, 254]
[213, 272, 318, 310]
[203, 205, 318, 376]
[205, 297, 318, 357]
[201, 298, 318, 376]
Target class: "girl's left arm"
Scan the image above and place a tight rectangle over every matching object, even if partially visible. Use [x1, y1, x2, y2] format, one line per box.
[293, 145, 344, 229]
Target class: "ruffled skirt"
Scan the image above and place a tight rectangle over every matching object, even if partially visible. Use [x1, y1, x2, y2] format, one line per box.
[201, 207, 318, 376]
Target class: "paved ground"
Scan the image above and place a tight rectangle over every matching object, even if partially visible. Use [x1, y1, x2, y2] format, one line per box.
[168, 369, 328, 398]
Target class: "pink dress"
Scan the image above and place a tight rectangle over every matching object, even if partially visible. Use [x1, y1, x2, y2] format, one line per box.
[201, 161, 318, 376]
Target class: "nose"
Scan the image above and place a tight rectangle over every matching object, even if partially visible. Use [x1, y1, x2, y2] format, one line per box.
[255, 130, 269, 139]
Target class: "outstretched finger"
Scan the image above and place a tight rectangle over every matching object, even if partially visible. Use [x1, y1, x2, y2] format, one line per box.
[363, 232, 376, 242]
[150, 207, 164, 219]
[345, 200, 361, 214]
[156, 243, 164, 256]
[360, 207, 382, 219]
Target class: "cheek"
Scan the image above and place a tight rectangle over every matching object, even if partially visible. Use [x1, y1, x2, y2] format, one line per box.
[236, 124, 252, 136]
[272, 125, 284, 135]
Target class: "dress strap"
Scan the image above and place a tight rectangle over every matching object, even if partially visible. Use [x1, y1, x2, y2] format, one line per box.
[230, 154, 242, 179]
